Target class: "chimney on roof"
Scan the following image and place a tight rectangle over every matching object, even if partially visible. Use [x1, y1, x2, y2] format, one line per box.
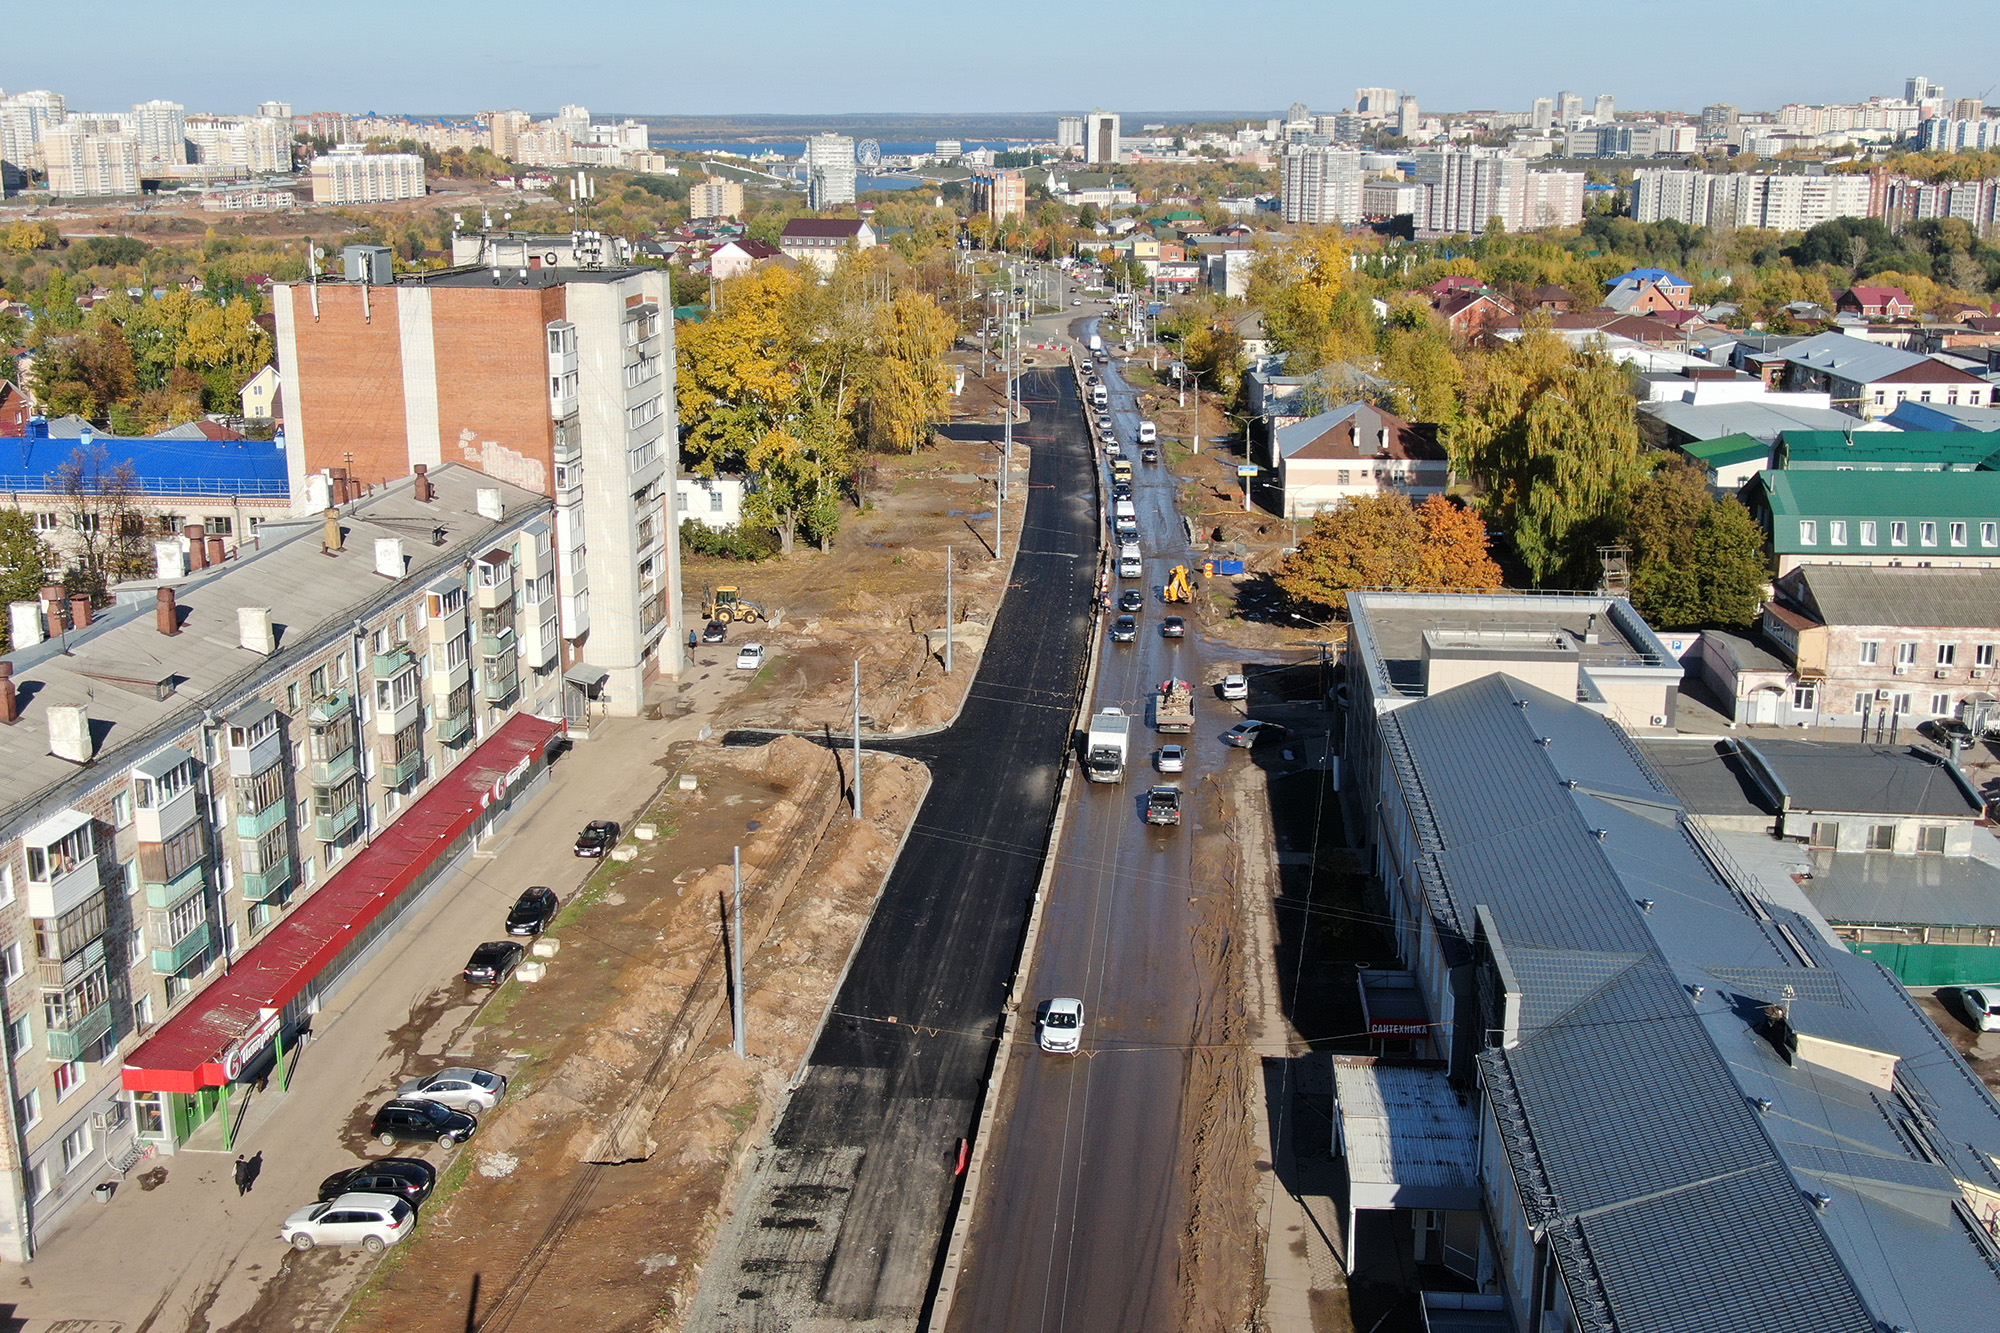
[374, 537, 405, 579]
[9, 601, 42, 649]
[47, 705, 91, 764]
[184, 522, 207, 570]
[322, 507, 344, 554]
[412, 463, 433, 503]
[331, 468, 351, 506]
[0, 663, 18, 725]
[39, 585, 64, 641]
[205, 535, 225, 566]
[238, 606, 274, 654]
[68, 595, 91, 630]
[155, 587, 179, 636]
[476, 488, 503, 521]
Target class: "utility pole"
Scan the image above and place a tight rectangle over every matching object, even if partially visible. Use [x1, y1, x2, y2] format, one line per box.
[852, 660, 863, 818]
[944, 546, 954, 674]
[731, 846, 745, 1057]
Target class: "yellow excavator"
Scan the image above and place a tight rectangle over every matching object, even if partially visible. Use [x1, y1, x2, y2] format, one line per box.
[702, 584, 768, 624]
[1163, 565, 1194, 603]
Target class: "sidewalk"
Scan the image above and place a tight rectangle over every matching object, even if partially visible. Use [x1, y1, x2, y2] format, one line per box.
[0, 658, 748, 1332]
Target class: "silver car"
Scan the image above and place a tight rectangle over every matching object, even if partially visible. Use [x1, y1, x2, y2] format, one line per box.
[396, 1066, 508, 1114]
[279, 1191, 414, 1254]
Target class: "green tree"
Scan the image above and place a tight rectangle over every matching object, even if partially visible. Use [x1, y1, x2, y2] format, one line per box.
[1625, 462, 1767, 629]
[1378, 299, 1463, 426]
[0, 511, 55, 648]
[1248, 230, 1376, 372]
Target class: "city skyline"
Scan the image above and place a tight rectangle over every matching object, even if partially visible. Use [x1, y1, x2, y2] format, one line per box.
[5, 0, 1998, 118]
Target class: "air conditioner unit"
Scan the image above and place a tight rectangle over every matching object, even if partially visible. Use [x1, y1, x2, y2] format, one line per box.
[1937, 668, 1953, 679]
[1974, 668, 1988, 679]
[91, 1102, 127, 1132]
[1877, 688, 1894, 701]
[1893, 664, 1910, 675]
[1650, 715, 1668, 727]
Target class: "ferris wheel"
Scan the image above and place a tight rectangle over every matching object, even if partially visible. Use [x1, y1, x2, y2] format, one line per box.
[856, 139, 883, 169]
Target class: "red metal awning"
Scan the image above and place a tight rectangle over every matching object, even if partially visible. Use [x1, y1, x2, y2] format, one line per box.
[122, 713, 564, 1094]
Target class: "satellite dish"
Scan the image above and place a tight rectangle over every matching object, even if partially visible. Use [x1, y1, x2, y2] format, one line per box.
[857, 139, 882, 170]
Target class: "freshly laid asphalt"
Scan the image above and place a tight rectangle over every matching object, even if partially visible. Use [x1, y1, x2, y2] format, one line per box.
[684, 368, 1100, 1330]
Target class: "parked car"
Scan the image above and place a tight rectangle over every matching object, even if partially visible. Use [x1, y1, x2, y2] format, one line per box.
[1219, 673, 1248, 700]
[396, 1067, 509, 1114]
[1039, 997, 1084, 1053]
[1961, 986, 2000, 1032]
[1145, 785, 1183, 825]
[1223, 720, 1291, 749]
[1157, 744, 1186, 774]
[1111, 614, 1137, 643]
[736, 643, 765, 670]
[573, 820, 619, 858]
[1921, 717, 1975, 748]
[280, 1192, 415, 1254]
[463, 941, 525, 987]
[505, 886, 559, 936]
[1118, 589, 1144, 612]
[368, 1098, 478, 1148]
[701, 620, 729, 644]
[1161, 616, 1186, 638]
[316, 1159, 438, 1207]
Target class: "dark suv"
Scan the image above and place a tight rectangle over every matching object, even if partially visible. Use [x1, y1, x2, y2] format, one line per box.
[574, 820, 619, 858]
[318, 1158, 438, 1205]
[1112, 615, 1137, 643]
[369, 1099, 477, 1148]
[506, 886, 559, 936]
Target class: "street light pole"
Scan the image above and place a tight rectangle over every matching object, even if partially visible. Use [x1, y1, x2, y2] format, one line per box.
[852, 660, 863, 818]
[731, 846, 745, 1057]
[944, 546, 954, 674]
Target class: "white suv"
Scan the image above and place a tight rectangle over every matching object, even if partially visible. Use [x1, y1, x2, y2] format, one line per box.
[1219, 673, 1248, 700]
[279, 1192, 414, 1254]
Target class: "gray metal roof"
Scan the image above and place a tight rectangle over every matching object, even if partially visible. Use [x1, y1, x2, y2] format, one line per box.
[1640, 398, 1876, 444]
[1636, 739, 1776, 818]
[1772, 330, 1937, 384]
[1804, 853, 2000, 927]
[1384, 672, 2000, 1333]
[1745, 738, 1983, 818]
[1787, 565, 2000, 630]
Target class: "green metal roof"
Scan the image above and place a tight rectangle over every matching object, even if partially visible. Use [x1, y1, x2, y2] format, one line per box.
[1760, 469, 2000, 553]
[1776, 430, 2000, 471]
[1679, 432, 1768, 468]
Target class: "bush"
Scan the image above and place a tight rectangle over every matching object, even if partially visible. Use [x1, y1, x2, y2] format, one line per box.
[680, 519, 777, 561]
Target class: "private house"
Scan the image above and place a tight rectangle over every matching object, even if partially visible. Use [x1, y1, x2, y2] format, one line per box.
[1602, 274, 1689, 315]
[776, 219, 876, 275]
[238, 365, 280, 422]
[707, 238, 783, 281]
[1836, 286, 1915, 319]
[1640, 398, 1881, 450]
[1749, 330, 1990, 419]
[1270, 402, 1448, 517]
[1676, 432, 1771, 489]
[1604, 266, 1691, 305]
[674, 473, 747, 531]
[1431, 289, 1513, 341]
[1525, 284, 1574, 312]
[1751, 469, 2000, 575]
[0, 380, 31, 437]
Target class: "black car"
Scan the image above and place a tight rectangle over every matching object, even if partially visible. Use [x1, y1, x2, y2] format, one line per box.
[701, 620, 729, 644]
[463, 941, 525, 986]
[1921, 717, 1976, 748]
[1141, 447, 1160, 464]
[1162, 616, 1187, 638]
[1144, 785, 1183, 826]
[1118, 589, 1144, 612]
[1111, 614, 1138, 643]
[574, 820, 620, 857]
[1112, 482, 1133, 500]
[318, 1158, 438, 1206]
[506, 886, 559, 936]
[369, 1099, 477, 1148]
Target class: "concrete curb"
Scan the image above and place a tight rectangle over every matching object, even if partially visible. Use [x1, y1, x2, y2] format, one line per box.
[926, 353, 1107, 1332]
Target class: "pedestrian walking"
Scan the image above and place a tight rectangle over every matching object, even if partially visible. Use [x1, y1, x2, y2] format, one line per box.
[233, 1154, 251, 1196]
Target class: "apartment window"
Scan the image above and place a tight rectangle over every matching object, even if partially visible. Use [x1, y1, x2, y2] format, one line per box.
[626, 395, 663, 431]
[1792, 686, 1816, 712]
[53, 1059, 84, 1101]
[1797, 520, 1817, 546]
[1932, 692, 1952, 716]
[1951, 522, 1968, 547]
[1810, 821, 1841, 849]
[1921, 521, 1938, 547]
[1984, 522, 1998, 547]
[204, 516, 233, 536]
[7, 1014, 30, 1060]
[1897, 641, 1918, 665]
[1918, 825, 1948, 854]
[0, 864, 12, 907]
[1860, 521, 1878, 545]
[1829, 520, 1847, 545]
[1895, 691, 1913, 714]
[1873, 390, 1886, 407]
[1920, 390, 1933, 403]
[709, 490, 725, 513]
[1, 942, 21, 985]
[132, 1090, 163, 1136]
[32, 512, 59, 532]
[60, 1123, 91, 1172]
[1940, 643, 1959, 666]
[308, 666, 329, 699]
[627, 437, 662, 473]
[1891, 521, 1908, 546]
[1858, 640, 1880, 665]
[154, 824, 202, 883]
[16, 1089, 40, 1131]
[110, 790, 133, 829]
[1978, 644, 1997, 668]
[287, 682, 301, 711]
[554, 464, 573, 491]
[1868, 824, 1897, 851]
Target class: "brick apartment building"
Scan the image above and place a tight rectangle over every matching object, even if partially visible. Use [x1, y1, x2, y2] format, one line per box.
[272, 246, 681, 719]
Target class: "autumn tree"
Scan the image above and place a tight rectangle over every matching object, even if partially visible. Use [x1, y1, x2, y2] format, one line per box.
[1413, 495, 1502, 590]
[862, 287, 956, 453]
[1457, 327, 1648, 587]
[1248, 230, 1376, 372]
[1276, 493, 1502, 615]
[52, 447, 153, 603]
[1377, 298, 1463, 426]
[1624, 461, 1769, 630]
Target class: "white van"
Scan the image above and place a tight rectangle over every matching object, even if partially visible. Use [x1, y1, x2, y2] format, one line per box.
[1090, 384, 1107, 408]
[1118, 542, 1143, 578]
[1137, 420, 1157, 445]
[1113, 499, 1136, 521]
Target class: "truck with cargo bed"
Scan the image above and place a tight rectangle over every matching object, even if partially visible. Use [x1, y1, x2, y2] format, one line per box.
[1153, 677, 1194, 733]
[1084, 708, 1131, 783]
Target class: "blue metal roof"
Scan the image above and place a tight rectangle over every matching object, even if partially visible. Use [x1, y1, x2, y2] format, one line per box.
[0, 422, 289, 498]
[1608, 266, 1691, 289]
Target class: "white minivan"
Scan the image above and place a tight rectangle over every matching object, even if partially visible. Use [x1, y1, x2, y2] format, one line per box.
[1137, 420, 1158, 445]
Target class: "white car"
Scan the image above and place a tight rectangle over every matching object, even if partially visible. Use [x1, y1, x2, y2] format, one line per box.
[279, 1192, 414, 1254]
[1963, 986, 2000, 1032]
[1040, 997, 1084, 1053]
[396, 1066, 508, 1114]
[736, 643, 765, 670]
[1157, 744, 1186, 774]
[1219, 673, 1248, 700]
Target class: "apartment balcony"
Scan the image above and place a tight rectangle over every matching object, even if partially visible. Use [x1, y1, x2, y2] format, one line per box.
[436, 709, 473, 745]
[314, 802, 361, 843]
[308, 746, 357, 789]
[482, 661, 519, 704]
[373, 646, 416, 679]
[45, 1000, 114, 1062]
[241, 857, 292, 902]
[151, 922, 213, 975]
[143, 861, 206, 911]
[479, 626, 516, 660]
[235, 799, 288, 841]
[387, 749, 424, 788]
[308, 690, 350, 726]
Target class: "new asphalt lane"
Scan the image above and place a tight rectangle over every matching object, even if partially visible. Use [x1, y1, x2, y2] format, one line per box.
[684, 367, 1100, 1330]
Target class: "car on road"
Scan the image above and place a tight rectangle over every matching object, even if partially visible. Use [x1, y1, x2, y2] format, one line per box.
[1223, 720, 1291, 749]
[573, 820, 620, 858]
[1961, 986, 2000, 1032]
[317, 1159, 438, 1207]
[1111, 614, 1138, 642]
[396, 1067, 509, 1114]
[1145, 785, 1183, 825]
[368, 1098, 478, 1148]
[1112, 482, 1132, 501]
[1039, 998, 1084, 1053]
[1141, 447, 1159, 464]
[701, 620, 729, 644]
[1118, 589, 1144, 612]
[736, 643, 765, 670]
[506, 885, 559, 935]
[280, 1192, 414, 1254]
[1157, 743, 1186, 774]
[463, 941, 525, 987]
[1219, 673, 1248, 700]
[1161, 616, 1186, 638]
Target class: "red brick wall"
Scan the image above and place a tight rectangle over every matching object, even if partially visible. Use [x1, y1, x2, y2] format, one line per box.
[429, 287, 559, 495]
[289, 285, 411, 486]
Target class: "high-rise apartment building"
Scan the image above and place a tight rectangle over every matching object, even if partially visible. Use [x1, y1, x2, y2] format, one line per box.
[1629, 168, 1871, 230]
[1355, 87, 1398, 117]
[1531, 97, 1555, 132]
[967, 166, 1027, 222]
[1414, 146, 1583, 234]
[689, 177, 745, 220]
[1907, 75, 1938, 104]
[272, 252, 682, 717]
[130, 99, 186, 168]
[0, 90, 67, 177]
[1594, 94, 1616, 123]
[804, 132, 856, 208]
[1282, 144, 1363, 224]
[39, 125, 139, 196]
[184, 116, 291, 176]
[1056, 115, 1084, 151]
[257, 100, 292, 120]
[1286, 101, 1311, 126]
[1700, 103, 1739, 139]
[485, 109, 531, 160]
[1556, 91, 1584, 126]
[308, 146, 424, 204]
[1398, 95, 1422, 138]
[1084, 109, 1120, 164]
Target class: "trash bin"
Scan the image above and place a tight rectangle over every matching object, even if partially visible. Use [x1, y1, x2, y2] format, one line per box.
[93, 1181, 115, 1203]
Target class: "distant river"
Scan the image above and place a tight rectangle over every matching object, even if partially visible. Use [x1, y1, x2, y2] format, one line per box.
[664, 140, 1015, 159]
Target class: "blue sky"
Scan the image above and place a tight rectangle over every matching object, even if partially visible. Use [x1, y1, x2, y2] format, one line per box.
[5, 0, 1997, 118]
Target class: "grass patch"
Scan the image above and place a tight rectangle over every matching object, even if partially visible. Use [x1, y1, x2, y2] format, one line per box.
[336, 1147, 482, 1330]
[719, 1095, 758, 1134]
[473, 984, 521, 1030]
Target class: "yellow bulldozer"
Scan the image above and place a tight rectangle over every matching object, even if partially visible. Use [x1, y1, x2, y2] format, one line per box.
[702, 584, 768, 624]
[1163, 565, 1194, 603]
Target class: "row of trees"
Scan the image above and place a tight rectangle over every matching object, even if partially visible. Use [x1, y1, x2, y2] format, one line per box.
[25, 285, 271, 434]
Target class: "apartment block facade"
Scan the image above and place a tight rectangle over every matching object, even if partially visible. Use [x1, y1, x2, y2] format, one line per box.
[1085, 109, 1120, 164]
[0, 468, 558, 1259]
[689, 177, 744, 220]
[803, 133, 856, 209]
[308, 147, 425, 205]
[1630, 168, 1872, 230]
[1280, 145, 1363, 225]
[272, 258, 682, 719]
[966, 166, 1026, 222]
[1412, 147, 1583, 234]
[38, 127, 139, 197]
